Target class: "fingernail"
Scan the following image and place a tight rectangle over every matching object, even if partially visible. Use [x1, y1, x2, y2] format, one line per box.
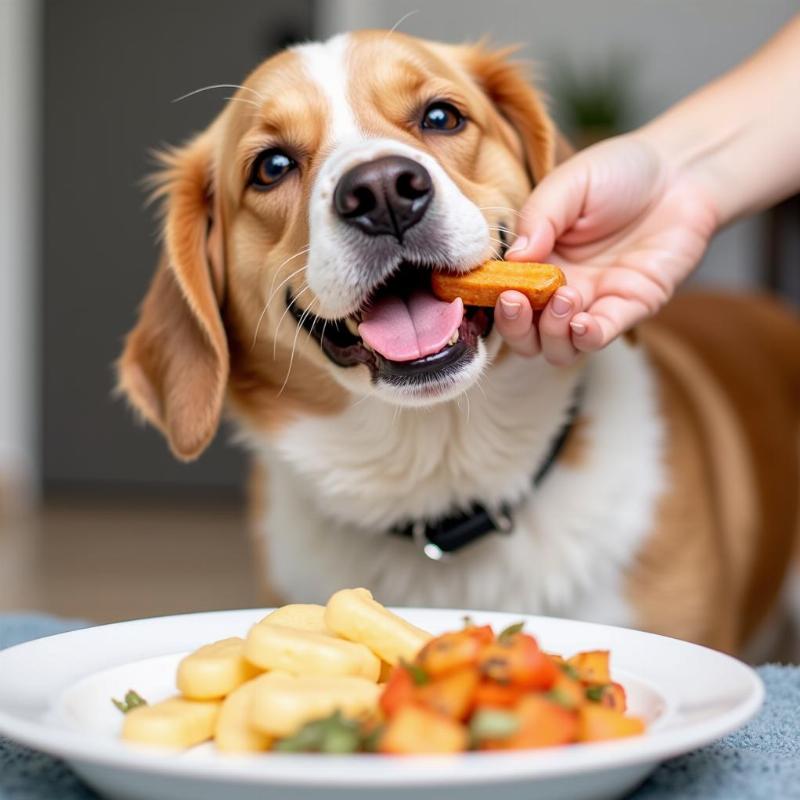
[570, 320, 587, 336]
[500, 298, 522, 319]
[551, 294, 572, 317]
[507, 235, 528, 254]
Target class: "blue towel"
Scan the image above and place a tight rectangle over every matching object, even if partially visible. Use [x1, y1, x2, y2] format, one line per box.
[0, 614, 798, 800]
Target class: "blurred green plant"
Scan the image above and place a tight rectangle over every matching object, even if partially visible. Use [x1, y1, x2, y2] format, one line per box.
[548, 53, 639, 147]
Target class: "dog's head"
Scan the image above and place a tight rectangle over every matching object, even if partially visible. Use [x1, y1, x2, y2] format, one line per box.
[118, 31, 559, 460]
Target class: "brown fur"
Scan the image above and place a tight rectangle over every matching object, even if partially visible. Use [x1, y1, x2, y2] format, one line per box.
[629, 293, 800, 651]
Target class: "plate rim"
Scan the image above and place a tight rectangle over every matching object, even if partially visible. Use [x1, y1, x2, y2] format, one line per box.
[0, 608, 765, 787]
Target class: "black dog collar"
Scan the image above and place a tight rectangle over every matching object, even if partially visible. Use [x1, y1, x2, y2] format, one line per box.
[390, 384, 584, 560]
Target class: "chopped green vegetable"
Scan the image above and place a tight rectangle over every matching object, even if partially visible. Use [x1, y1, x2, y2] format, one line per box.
[497, 621, 525, 643]
[399, 658, 430, 686]
[469, 709, 520, 743]
[559, 662, 581, 681]
[274, 711, 366, 754]
[111, 690, 147, 714]
[547, 687, 576, 710]
[586, 684, 609, 703]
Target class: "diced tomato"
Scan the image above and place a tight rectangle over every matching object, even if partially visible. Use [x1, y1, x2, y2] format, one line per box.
[416, 667, 479, 721]
[578, 704, 645, 742]
[379, 706, 469, 754]
[478, 633, 558, 690]
[484, 695, 578, 750]
[599, 682, 627, 713]
[379, 666, 416, 718]
[472, 680, 525, 709]
[549, 672, 586, 710]
[568, 650, 611, 684]
[417, 626, 492, 677]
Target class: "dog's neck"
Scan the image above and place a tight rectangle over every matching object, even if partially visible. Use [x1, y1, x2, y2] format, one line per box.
[264, 351, 584, 532]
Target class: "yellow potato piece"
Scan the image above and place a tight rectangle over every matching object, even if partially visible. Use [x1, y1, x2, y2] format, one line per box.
[177, 637, 261, 700]
[122, 696, 220, 750]
[250, 673, 380, 738]
[260, 604, 331, 636]
[244, 622, 380, 681]
[324, 588, 431, 666]
[214, 677, 273, 753]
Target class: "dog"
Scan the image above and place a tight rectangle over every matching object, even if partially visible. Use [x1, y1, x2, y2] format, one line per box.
[118, 31, 800, 656]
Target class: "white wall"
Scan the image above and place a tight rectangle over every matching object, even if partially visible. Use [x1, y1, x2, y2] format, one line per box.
[318, 0, 799, 289]
[0, 0, 39, 497]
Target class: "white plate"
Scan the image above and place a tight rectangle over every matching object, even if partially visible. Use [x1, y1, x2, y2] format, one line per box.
[0, 609, 762, 800]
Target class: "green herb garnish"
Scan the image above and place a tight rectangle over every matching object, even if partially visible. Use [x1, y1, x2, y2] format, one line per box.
[399, 658, 430, 686]
[274, 711, 367, 754]
[111, 690, 147, 714]
[559, 662, 581, 681]
[586, 684, 609, 703]
[469, 709, 520, 744]
[547, 687, 576, 710]
[497, 621, 525, 643]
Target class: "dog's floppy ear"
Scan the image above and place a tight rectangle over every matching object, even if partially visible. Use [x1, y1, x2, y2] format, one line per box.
[117, 128, 228, 461]
[458, 43, 562, 182]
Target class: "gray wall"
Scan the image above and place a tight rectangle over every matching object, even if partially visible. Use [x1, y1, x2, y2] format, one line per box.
[42, 0, 314, 491]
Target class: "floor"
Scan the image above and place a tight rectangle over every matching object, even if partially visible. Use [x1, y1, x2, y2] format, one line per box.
[0, 493, 261, 623]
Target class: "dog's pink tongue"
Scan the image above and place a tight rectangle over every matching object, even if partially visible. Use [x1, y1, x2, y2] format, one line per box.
[358, 291, 464, 362]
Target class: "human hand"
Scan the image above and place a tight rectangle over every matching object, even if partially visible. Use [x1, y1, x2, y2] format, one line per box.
[494, 134, 719, 364]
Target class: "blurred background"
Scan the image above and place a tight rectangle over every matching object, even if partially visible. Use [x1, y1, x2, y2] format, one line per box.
[0, 0, 798, 622]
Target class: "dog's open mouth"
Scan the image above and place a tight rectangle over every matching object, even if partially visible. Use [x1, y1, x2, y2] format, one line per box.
[287, 264, 493, 385]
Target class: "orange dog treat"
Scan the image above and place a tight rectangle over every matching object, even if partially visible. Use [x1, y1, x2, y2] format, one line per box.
[431, 261, 565, 309]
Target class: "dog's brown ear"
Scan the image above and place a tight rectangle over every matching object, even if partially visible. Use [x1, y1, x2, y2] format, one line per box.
[457, 44, 560, 182]
[117, 130, 228, 461]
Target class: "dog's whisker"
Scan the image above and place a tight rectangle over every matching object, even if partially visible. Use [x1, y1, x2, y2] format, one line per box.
[266, 248, 311, 306]
[273, 283, 310, 360]
[487, 224, 517, 236]
[384, 9, 420, 39]
[251, 257, 310, 351]
[172, 83, 266, 104]
[224, 96, 263, 111]
[479, 205, 523, 218]
[277, 296, 319, 398]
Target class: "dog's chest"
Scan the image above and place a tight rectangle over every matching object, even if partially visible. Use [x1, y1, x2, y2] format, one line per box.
[254, 343, 665, 623]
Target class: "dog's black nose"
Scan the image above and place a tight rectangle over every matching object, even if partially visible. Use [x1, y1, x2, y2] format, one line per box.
[333, 156, 433, 241]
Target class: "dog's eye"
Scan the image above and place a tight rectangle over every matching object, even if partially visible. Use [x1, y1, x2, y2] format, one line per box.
[421, 101, 465, 133]
[251, 149, 296, 190]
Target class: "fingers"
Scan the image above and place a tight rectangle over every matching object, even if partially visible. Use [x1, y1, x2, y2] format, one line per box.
[495, 286, 586, 365]
[507, 160, 590, 262]
[538, 286, 584, 365]
[569, 296, 652, 353]
[494, 290, 540, 357]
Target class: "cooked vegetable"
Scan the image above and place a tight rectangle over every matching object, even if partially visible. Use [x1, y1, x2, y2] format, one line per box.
[568, 650, 611, 684]
[112, 689, 147, 714]
[477, 632, 558, 690]
[379, 706, 469, 754]
[578, 703, 645, 741]
[274, 710, 364, 754]
[416, 667, 479, 720]
[417, 626, 492, 677]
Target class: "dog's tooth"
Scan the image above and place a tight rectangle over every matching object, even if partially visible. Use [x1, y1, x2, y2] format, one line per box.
[448, 330, 459, 346]
[345, 317, 360, 337]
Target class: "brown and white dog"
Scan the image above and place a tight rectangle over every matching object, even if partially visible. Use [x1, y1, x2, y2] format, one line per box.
[118, 31, 800, 656]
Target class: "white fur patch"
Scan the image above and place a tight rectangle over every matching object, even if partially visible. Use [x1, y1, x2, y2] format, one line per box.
[249, 340, 665, 625]
[295, 34, 361, 147]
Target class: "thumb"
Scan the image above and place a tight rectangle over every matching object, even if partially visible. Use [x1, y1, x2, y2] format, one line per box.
[506, 159, 590, 262]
